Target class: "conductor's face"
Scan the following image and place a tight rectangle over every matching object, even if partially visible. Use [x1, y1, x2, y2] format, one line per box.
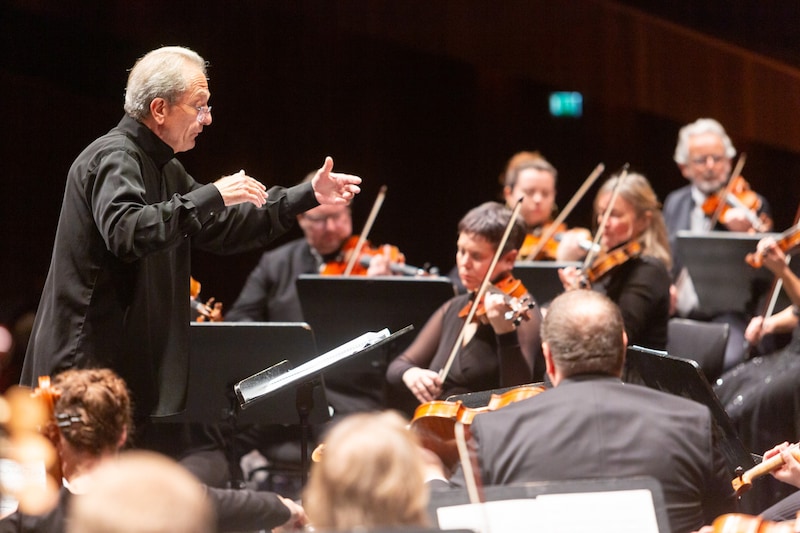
[160, 66, 212, 153]
[298, 204, 352, 256]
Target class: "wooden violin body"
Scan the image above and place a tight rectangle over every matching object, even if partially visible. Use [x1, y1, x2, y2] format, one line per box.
[711, 513, 797, 533]
[579, 240, 642, 286]
[457, 273, 535, 326]
[319, 235, 405, 276]
[746, 224, 800, 269]
[703, 175, 769, 232]
[410, 384, 546, 470]
[519, 222, 567, 260]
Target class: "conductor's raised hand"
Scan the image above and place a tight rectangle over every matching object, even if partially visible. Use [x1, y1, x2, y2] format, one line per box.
[214, 170, 268, 208]
[311, 156, 361, 205]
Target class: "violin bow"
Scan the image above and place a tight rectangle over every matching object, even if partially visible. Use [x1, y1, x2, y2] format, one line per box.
[439, 198, 524, 382]
[575, 164, 629, 287]
[706, 153, 747, 231]
[519, 163, 606, 262]
[744, 201, 800, 357]
[343, 185, 387, 276]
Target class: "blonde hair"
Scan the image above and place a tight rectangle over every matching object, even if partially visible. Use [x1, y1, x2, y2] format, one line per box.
[595, 172, 672, 271]
[303, 411, 430, 530]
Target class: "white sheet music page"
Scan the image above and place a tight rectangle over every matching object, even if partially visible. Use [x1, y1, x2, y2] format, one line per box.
[436, 489, 659, 533]
[236, 329, 390, 405]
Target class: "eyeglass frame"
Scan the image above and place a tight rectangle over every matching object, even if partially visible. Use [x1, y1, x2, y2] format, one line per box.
[178, 102, 212, 123]
[689, 154, 727, 167]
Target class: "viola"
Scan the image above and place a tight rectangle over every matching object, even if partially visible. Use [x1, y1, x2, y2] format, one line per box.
[457, 273, 535, 326]
[702, 175, 769, 232]
[319, 235, 406, 276]
[581, 240, 643, 285]
[745, 223, 800, 269]
[409, 384, 547, 470]
[711, 513, 797, 533]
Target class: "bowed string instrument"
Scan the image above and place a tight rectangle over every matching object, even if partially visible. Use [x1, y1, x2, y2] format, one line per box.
[438, 197, 533, 384]
[741, 201, 800, 358]
[517, 163, 605, 262]
[567, 165, 642, 289]
[318, 186, 433, 277]
[703, 153, 770, 233]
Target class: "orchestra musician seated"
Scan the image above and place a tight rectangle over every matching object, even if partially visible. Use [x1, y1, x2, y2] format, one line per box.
[558, 171, 672, 351]
[226, 172, 400, 324]
[0, 368, 307, 532]
[303, 411, 435, 530]
[714, 234, 800, 511]
[386, 201, 544, 404]
[500, 151, 590, 262]
[664, 118, 773, 371]
[444, 290, 736, 533]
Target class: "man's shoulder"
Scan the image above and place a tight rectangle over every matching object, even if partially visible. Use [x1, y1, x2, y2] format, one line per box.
[663, 184, 692, 206]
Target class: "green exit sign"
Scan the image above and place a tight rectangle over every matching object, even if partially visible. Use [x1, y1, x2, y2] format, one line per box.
[549, 92, 583, 117]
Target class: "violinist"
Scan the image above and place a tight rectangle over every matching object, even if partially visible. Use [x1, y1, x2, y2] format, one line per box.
[447, 290, 736, 533]
[501, 151, 589, 262]
[558, 172, 672, 350]
[714, 235, 800, 511]
[664, 118, 773, 369]
[226, 172, 396, 323]
[386, 201, 544, 404]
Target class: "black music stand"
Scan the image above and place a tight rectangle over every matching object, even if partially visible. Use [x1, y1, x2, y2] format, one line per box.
[235, 326, 414, 481]
[512, 261, 578, 306]
[296, 275, 456, 416]
[165, 322, 327, 426]
[676, 231, 775, 316]
[157, 322, 331, 487]
[624, 345, 754, 475]
[429, 477, 670, 533]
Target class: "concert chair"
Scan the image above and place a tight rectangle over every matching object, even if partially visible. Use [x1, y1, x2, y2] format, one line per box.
[666, 317, 729, 383]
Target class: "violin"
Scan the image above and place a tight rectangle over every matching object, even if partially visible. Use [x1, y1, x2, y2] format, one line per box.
[319, 235, 406, 276]
[457, 273, 535, 326]
[745, 223, 800, 269]
[731, 442, 800, 495]
[409, 384, 547, 470]
[710, 513, 797, 533]
[0, 377, 62, 514]
[519, 222, 567, 260]
[583, 240, 643, 285]
[190, 276, 223, 322]
[702, 174, 769, 232]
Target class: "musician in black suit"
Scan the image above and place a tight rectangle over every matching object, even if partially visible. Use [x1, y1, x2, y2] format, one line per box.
[663, 118, 772, 371]
[448, 289, 736, 533]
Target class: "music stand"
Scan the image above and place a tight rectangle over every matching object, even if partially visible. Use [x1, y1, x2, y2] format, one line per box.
[235, 326, 413, 481]
[624, 346, 754, 476]
[161, 322, 328, 426]
[296, 275, 456, 415]
[429, 477, 670, 533]
[513, 261, 577, 305]
[676, 231, 776, 316]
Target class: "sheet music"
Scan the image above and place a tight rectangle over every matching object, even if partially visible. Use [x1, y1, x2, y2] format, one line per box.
[235, 329, 390, 406]
[436, 489, 659, 533]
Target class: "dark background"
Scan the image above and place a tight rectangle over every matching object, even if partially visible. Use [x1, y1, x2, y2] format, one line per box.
[4, 0, 800, 313]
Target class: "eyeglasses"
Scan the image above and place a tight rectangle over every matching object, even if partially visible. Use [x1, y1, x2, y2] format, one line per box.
[180, 103, 212, 123]
[689, 154, 726, 167]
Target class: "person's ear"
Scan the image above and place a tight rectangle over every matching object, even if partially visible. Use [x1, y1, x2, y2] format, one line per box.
[149, 98, 168, 125]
